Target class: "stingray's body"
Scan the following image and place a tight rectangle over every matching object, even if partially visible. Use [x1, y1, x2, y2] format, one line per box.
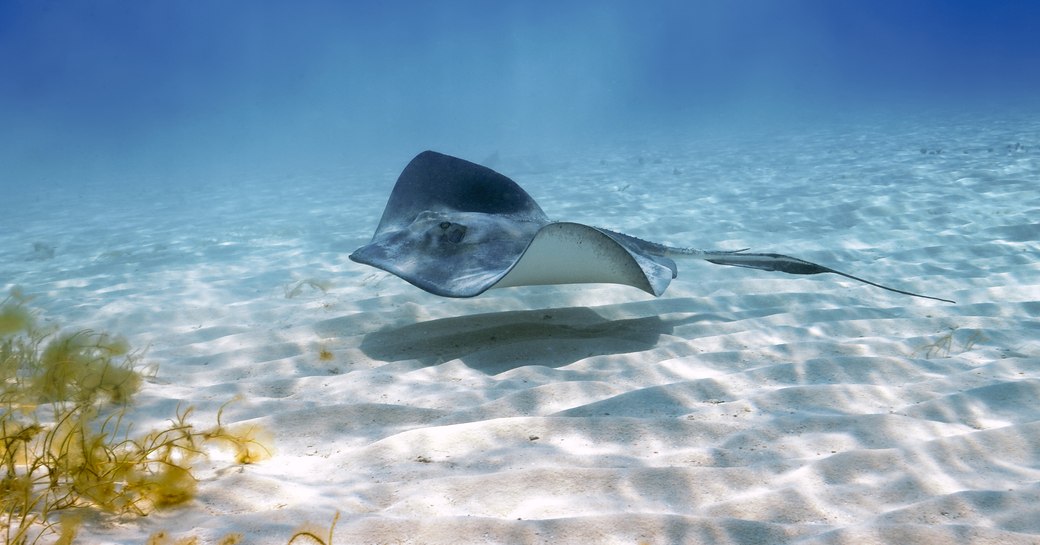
[350, 151, 953, 303]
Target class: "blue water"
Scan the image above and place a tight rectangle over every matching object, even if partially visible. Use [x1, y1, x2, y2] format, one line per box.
[2, 1, 1038, 193]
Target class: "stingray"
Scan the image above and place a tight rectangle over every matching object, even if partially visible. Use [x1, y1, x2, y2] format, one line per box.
[350, 151, 954, 304]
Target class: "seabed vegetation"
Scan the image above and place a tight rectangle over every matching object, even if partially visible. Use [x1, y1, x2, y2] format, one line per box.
[0, 289, 282, 544]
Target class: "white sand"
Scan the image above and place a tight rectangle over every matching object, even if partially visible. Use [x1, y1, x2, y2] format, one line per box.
[3, 117, 1039, 544]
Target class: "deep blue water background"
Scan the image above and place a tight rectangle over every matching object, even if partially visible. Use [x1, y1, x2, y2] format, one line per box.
[2, 1, 1039, 192]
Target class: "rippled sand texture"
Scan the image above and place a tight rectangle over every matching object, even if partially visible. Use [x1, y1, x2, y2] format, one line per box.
[3, 117, 1038, 544]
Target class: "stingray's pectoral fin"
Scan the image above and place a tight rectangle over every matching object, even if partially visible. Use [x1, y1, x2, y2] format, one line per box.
[704, 252, 955, 304]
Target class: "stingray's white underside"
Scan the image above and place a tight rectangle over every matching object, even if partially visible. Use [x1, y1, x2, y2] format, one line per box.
[492, 222, 667, 295]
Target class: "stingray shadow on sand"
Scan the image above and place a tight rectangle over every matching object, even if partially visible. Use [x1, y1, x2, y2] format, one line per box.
[353, 306, 708, 375]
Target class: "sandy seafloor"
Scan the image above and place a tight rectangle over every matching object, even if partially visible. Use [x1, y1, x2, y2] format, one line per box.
[3, 116, 1040, 544]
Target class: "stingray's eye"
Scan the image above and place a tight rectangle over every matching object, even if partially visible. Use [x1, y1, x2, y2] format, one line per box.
[441, 222, 467, 244]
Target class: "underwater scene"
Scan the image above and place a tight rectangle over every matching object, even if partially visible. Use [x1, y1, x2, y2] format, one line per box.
[2, 1, 1039, 544]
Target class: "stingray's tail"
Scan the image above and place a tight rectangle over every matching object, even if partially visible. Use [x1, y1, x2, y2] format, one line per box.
[698, 251, 955, 304]
[595, 228, 953, 303]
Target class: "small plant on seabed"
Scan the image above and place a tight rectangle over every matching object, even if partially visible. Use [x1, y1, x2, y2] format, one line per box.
[145, 530, 243, 545]
[283, 278, 332, 299]
[1, 288, 272, 545]
[913, 325, 988, 359]
[140, 510, 339, 545]
[287, 511, 340, 545]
